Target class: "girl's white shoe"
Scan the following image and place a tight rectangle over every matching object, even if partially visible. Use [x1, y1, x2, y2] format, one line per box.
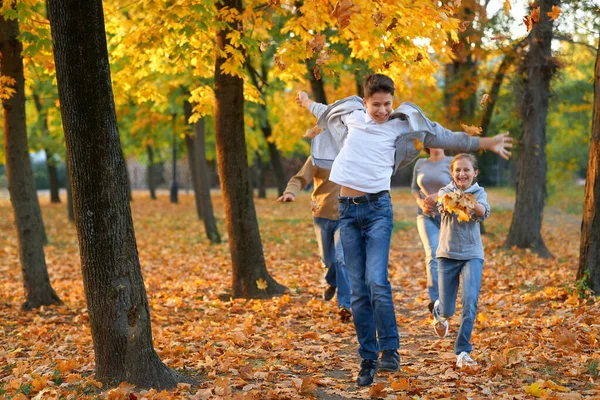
[456, 352, 478, 368]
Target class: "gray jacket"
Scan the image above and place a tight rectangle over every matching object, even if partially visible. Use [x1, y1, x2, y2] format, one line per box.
[436, 182, 490, 260]
[308, 97, 481, 173]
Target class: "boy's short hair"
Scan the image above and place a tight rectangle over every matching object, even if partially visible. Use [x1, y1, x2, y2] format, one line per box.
[364, 74, 394, 98]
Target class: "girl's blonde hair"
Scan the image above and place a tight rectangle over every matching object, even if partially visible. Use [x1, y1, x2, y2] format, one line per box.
[450, 153, 478, 171]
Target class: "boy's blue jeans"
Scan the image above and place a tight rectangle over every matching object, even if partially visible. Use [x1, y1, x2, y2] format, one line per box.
[338, 192, 399, 360]
[313, 217, 351, 310]
[416, 212, 441, 303]
[437, 257, 484, 354]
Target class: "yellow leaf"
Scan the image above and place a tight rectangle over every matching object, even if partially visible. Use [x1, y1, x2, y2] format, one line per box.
[304, 125, 323, 139]
[369, 382, 386, 398]
[480, 93, 490, 108]
[547, 5, 561, 21]
[256, 278, 267, 290]
[525, 381, 547, 398]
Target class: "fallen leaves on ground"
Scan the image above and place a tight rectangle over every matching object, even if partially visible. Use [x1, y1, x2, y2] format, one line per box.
[0, 189, 598, 399]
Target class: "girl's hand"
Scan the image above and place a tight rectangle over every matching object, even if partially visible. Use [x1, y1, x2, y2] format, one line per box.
[296, 91, 311, 108]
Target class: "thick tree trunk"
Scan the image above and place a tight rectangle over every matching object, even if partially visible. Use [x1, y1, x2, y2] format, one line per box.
[306, 58, 328, 104]
[215, 0, 286, 298]
[146, 144, 157, 200]
[0, 7, 61, 310]
[121, 147, 132, 202]
[47, 0, 190, 389]
[183, 101, 204, 219]
[194, 118, 221, 244]
[504, 0, 558, 258]
[577, 37, 600, 293]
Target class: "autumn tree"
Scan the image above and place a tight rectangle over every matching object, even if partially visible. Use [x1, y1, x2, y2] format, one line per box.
[0, 4, 61, 310]
[215, 0, 287, 298]
[47, 0, 190, 388]
[577, 34, 600, 293]
[504, 0, 560, 258]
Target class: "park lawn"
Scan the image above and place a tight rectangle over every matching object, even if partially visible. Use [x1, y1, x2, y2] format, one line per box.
[0, 188, 598, 399]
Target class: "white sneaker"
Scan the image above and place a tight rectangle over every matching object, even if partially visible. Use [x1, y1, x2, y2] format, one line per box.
[456, 352, 478, 368]
[431, 300, 449, 338]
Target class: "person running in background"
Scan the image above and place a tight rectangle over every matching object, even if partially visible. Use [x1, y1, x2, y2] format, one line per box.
[277, 156, 352, 322]
[411, 148, 452, 314]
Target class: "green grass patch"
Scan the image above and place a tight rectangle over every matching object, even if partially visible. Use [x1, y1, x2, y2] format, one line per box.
[393, 220, 415, 234]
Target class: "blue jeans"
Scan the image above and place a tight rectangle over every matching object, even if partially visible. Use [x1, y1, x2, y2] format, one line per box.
[338, 192, 399, 360]
[313, 217, 351, 309]
[437, 257, 484, 354]
[416, 212, 441, 303]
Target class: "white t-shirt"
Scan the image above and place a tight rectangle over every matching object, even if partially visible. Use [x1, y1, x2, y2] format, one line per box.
[329, 110, 409, 193]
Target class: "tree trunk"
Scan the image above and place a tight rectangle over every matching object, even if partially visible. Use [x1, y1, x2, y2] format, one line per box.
[254, 152, 267, 199]
[503, 0, 558, 258]
[306, 58, 328, 104]
[45, 149, 61, 203]
[577, 36, 600, 293]
[183, 100, 204, 219]
[0, 5, 61, 310]
[194, 118, 221, 244]
[215, 0, 286, 298]
[146, 144, 157, 200]
[121, 146, 132, 202]
[47, 0, 190, 389]
[169, 114, 178, 204]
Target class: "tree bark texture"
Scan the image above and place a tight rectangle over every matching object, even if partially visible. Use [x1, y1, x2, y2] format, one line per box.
[65, 163, 74, 222]
[215, 0, 286, 298]
[577, 36, 600, 293]
[254, 152, 267, 199]
[34, 92, 61, 203]
[0, 7, 61, 310]
[183, 101, 204, 220]
[47, 0, 188, 389]
[504, 0, 558, 258]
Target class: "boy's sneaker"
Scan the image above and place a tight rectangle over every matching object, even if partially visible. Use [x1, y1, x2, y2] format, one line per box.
[379, 349, 400, 372]
[323, 286, 336, 301]
[357, 359, 378, 387]
[431, 300, 449, 338]
[456, 352, 478, 369]
[338, 306, 352, 322]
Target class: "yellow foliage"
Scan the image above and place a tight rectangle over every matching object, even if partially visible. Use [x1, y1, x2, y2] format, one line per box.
[439, 191, 477, 222]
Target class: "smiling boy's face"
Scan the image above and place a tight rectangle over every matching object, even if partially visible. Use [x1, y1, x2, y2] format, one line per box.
[364, 92, 393, 124]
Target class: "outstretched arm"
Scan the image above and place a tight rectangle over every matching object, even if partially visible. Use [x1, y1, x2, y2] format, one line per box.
[478, 132, 513, 160]
[296, 91, 327, 119]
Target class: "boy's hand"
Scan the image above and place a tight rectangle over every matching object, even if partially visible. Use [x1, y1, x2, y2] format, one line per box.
[296, 91, 312, 108]
[490, 132, 513, 160]
[277, 193, 295, 202]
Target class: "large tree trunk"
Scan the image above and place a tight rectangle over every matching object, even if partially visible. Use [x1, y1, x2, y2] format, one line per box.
[215, 0, 286, 298]
[65, 163, 74, 222]
[504, 0, 558, 258]
[0, 6, 61, 310]
[47, 0, 190, 389]
[577, 37, 600, 293]
[194, 118, 221, 244]
[146, 144, 157, 200]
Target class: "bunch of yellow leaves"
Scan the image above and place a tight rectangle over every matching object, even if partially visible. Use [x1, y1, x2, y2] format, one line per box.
[438, 191, 478, 222]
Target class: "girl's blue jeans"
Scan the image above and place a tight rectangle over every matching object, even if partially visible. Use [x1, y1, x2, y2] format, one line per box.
[437, 257, 484, 354]
[338, 192, 399, 360]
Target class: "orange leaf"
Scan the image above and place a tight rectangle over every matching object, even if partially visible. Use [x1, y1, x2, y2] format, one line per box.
[331, 0, 359, 29]
[414, 138, 423, 151]
[313, 66, 321, 81]
[547, 5, 561, 21]
[302, 331, 319, 340]
[503, 0, 511, 15]
[369, 382, 386, 398]
[304, 125, 323, 139]
[480, 93, 490, 108]
[390, 378, 410, 391]
[460, 123, 482, 136]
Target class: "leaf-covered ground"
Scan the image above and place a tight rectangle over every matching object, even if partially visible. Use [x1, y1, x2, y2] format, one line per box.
[0, 188, 598, 399]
